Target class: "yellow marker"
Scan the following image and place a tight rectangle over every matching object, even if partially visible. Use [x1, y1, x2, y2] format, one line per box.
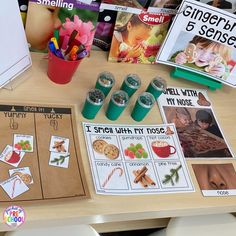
[51, 37, 59, 49]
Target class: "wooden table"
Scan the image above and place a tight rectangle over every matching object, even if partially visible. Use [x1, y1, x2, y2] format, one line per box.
[0, 51, 236, 233]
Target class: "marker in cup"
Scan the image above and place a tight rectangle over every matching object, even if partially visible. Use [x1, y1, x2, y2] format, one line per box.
[95, 71, 115, 97]
[82, 89, 105, 119]
[105, 90, 129, 121]
[120, 74, 141, 97]
[146, 77, 167, 99]
[131, 92, 155, 122]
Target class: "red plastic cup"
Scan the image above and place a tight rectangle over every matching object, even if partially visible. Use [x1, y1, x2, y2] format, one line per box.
[47, 50, 82, 84]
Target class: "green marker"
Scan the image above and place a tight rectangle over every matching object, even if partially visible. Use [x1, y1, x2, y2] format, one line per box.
[54, 29, 60, 43]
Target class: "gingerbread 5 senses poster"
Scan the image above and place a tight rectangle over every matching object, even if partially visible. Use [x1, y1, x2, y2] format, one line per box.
[156, 0, 236, 87]
[83, 123, 194, 195]
[157, 87, 234, 159]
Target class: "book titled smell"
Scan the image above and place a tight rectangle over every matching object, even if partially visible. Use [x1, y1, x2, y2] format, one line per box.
[108, 11, 172, 64]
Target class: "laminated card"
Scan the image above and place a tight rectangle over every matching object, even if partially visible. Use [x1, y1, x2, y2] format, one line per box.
[83, 122, 194, 195]
[157, 87, 234, 158]
[156, 0, 236, 87]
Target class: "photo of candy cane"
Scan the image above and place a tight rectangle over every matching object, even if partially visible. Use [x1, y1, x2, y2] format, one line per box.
[102, 167, 124, 188]
[11, 178, 22, 198]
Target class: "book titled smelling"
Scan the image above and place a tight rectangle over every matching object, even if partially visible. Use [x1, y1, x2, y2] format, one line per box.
[25, 0, 100, 52]
[108, 11, 172, 64]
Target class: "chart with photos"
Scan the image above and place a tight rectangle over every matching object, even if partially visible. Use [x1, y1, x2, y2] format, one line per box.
[83, 123, 194, 195]
[0, 104, 89, 202]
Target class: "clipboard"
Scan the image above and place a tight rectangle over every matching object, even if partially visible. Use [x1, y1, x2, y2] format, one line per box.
[0, 0, 32, 90]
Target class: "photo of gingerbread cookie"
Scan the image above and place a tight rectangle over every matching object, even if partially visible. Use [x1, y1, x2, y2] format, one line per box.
[12, 172, 32, 185]
[197, 92, 211, 106]
[103, 144, 119, 160]
[92, 140, 108, 154]
[20, 173, 33, 185]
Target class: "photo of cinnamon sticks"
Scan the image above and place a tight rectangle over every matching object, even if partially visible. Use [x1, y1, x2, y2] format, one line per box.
[53, 140, 66, 152]
[133, 166, 156, 188]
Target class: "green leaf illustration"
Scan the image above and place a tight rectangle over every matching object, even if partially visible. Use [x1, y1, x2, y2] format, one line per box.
[50, 154, 70, 166]
[162, 165, 182, 186]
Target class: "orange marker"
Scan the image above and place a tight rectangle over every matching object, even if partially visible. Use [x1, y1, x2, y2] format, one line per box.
[68, 45, 79, 60]
[69, 45, 79, 55]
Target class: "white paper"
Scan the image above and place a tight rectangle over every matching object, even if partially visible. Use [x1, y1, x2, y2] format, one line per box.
[0, 175, 29, 199]
[9, 167, 34, 185]
[0, 0, 31, 88]
[83, 122, 195, 195]
[0, 145, 25, 167]
[202, 189, 236, 197]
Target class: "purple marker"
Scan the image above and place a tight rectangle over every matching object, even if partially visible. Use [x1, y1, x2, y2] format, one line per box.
[77, 49, 88, 60]
[55, 49, 65, 59]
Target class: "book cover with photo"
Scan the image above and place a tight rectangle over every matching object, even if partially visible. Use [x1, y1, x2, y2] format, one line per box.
[18, 0, 29, 26]
[93, 9, 117, 51]
[157, 87, 234, 158]
[100, 0, 148, 14]
[148, 0, 181, 13]
[197, 0, 236, 13]
[156, 0, 236, 87]
[108, 11, 172, 64]
[25, 0, 100, 52]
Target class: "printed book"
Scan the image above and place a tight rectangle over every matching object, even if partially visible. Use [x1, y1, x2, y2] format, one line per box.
[198, 0, 236, 13]
[157, 86, 234, 158]
[148, 0, 181, 14]
[25, 0, 100, 52]
[156, 0, 236, 87]
[100, 0, 149, 14]
[108, 11, 171, 64]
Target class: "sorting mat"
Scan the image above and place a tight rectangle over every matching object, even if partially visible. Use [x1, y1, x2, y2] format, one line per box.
[0, 103, 89, 202]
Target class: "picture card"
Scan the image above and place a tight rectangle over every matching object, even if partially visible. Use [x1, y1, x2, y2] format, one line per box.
[49, 136, 69, 153]
[9, 167, 33, 185]
[0, 145, 25, 167]
[0, 175, 29, 199]
[192, 163, 236, 197]
[49, 152, 70, 168]
[156, 0, 236, 87]
[13, 134, 34, 152]
[157, 87, 234, 158]
[83, 122, 194, 195]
